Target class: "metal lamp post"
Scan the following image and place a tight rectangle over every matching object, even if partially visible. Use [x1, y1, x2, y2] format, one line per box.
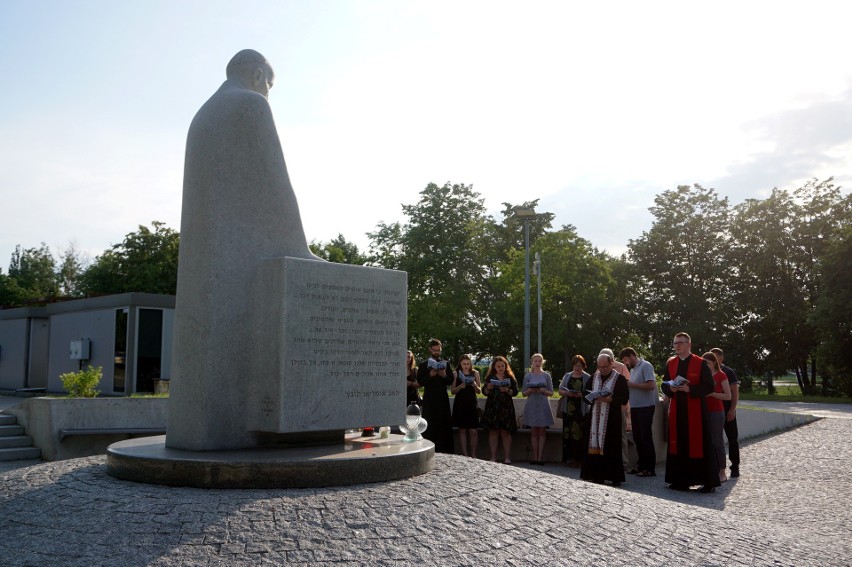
[534, 251, 542, 353]
[513, 206, 537, 372]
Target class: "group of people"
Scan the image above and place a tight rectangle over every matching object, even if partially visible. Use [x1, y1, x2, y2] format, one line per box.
[406, 338, 552, 463]
[407, 333, 740, 494]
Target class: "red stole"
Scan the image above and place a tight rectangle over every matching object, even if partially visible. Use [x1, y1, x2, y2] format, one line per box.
[667, 354, 704, 458]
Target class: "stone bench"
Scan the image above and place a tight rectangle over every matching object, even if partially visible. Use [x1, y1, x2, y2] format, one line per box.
[449, 396, 666, 464]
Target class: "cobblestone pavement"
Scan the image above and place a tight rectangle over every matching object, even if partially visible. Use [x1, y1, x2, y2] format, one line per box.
[0, 418, 849, 566]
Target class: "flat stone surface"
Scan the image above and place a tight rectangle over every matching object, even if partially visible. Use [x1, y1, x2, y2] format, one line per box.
[247, 258, 407, 434]
[107, 433, 434, 488]
[1, 418, 849, 565]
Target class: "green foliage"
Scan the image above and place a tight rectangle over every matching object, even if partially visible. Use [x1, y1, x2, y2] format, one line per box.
[0, 271, 29, 306]
[57, 242, 88, 297]
[625, 184, 731, 365]
[0, 243, 60, 305]
[369, 182, 498, 359]
[490, 227, 622, 377]
[309, 234, 367, 264]
[812, 227, 852, 396]
[726, 179, 850, 394]
[81, 221, 179, 295]
[0, 242, 88, 307]
[737, 375, 756, 394]
[59, 365, 102, 398]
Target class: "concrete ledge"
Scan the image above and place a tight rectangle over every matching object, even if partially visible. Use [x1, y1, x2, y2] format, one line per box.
[6, 397, 167, 461]
[107, 433, 434, 488]
[448, 398, 820, 464]
[59, 427, 166, 440]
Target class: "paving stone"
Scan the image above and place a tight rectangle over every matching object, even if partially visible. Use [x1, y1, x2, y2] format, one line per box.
[0, 418, 850, 565]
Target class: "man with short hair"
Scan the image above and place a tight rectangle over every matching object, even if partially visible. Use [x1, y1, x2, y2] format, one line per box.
[580, 353, 629, 486]
[711, 347, 740, 477]
[660, 332, 719, 493]
[598, 348, 631, 469]
[620, 347, 658, 476]
[417, 339, 454, 454]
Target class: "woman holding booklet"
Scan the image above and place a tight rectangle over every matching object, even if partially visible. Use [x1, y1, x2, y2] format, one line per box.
[558, 354, 591, 467]
[481, 356, 519, 463]
[451, 354, 482, 458]
[522, 353, 554, 465]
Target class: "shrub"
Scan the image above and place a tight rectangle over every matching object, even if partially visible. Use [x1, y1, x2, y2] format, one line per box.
[738, 375, 767, 394]
[59, 365, 102, 398]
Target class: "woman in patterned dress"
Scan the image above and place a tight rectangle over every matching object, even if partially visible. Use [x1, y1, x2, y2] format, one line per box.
[481, 356, 519, 463]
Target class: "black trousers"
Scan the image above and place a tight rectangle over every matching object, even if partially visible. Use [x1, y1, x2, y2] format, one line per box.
[723, 401, 740, 467]
[630, 405, 656, 472]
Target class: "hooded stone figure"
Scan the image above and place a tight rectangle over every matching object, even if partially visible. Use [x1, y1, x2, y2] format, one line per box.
[167, 49, 318, 451]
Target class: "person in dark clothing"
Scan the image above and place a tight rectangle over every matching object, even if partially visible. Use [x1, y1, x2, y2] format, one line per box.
[580, 353, 629, 486]
[416, 338, 454, 453]
[405, 350, 421, 406]
[660, 332, 720, 493]
[711, 347, 740, 478]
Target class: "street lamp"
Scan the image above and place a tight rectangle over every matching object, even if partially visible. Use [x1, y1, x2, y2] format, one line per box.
[512, 206, 537, 372]
[534, 251, 542, 354]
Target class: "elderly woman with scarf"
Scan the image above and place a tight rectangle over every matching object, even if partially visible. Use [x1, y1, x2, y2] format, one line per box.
[580, 352, 629, 486]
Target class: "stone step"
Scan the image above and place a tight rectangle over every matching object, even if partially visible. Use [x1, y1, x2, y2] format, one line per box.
[0, 446, 41, 461]
[0, 414, 16, 425]
[0, 424, 24, 437]
[0, 435, 35, 449]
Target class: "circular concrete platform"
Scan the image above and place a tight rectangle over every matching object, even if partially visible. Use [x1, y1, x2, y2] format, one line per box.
[106, 432, 434, 488]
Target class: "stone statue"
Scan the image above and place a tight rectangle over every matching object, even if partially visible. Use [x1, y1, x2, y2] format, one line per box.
[108, 51, 421, 489]
[167, 50, 317, 451]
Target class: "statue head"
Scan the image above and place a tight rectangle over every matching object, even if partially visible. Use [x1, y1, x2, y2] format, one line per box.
[226, 49, 275, 98]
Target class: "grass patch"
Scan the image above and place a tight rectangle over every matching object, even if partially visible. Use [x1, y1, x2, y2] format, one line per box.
[739, 392, 852, 404]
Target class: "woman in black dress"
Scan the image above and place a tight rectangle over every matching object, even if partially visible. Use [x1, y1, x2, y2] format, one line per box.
[451, 354, 482, 457]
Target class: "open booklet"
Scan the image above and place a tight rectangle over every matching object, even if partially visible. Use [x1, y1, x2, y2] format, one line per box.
[427, 358, 447, 371]
[490, 379, 511, 388]
[585, 388, 613, 403]
[662, 376, 689, 388]
[458, 374, 475, 385]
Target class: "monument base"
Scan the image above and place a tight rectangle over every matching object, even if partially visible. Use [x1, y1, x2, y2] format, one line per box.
[107, 433, 434, 489]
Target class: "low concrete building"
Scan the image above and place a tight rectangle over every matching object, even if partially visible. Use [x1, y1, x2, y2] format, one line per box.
[0, 293, 174, 396]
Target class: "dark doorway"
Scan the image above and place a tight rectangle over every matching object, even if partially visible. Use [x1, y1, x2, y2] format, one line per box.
[113, 308, 128, 393]
[135, 308, 163, 394]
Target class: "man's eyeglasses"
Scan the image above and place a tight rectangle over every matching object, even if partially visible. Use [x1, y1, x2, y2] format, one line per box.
[672, 341, 688, 346]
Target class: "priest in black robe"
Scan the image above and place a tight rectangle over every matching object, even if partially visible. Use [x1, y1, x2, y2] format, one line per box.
[660, 332, 720, 492]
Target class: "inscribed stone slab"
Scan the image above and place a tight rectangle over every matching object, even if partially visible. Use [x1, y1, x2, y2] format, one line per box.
[248, 257, 407, 433]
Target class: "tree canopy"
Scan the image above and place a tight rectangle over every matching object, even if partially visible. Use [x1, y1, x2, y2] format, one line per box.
[3, 178, 850, 393]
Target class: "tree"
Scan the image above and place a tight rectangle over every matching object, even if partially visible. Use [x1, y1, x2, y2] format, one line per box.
[0, 271, 28, 306]
[368, 182, 496, 360]
[727, 179, 850, 392]
[81, 221, 180, 295]
[489, 226, 626, 377]
[625, 184, 731, 365]
[5, 243, 59, 302]
[57, 242, 88, 297]
[727, 188, 810, 382]
[309, 234, 367, 265]
[790, 178, 852, 391]
[812, 228, 852, 395]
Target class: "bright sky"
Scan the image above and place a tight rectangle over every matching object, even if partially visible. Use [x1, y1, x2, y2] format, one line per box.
[2, 0, 851, 271]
